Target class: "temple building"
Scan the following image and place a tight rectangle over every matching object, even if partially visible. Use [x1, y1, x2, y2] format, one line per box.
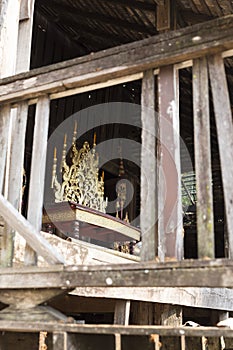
[0, 0, 233, 349]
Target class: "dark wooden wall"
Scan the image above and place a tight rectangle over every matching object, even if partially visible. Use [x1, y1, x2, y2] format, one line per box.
[27, 6, 226, 257]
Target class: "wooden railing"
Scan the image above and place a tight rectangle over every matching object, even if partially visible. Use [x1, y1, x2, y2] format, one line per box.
[0, 13, 232, 349]
[0, 14, 232, 271]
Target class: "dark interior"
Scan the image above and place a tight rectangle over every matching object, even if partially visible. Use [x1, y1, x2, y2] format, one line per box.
[22, 0, 233, 258]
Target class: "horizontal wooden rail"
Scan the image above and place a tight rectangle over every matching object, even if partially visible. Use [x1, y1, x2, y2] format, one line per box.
[0, 194, 65, 265]
[0, 15, 233, 103]
[0, 322, 232, 337]
[0, 259, 233, 288]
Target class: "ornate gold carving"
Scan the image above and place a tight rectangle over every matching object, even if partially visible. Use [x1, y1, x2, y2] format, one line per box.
[115, 158, 129, 223]
[51, 123, 107, 213]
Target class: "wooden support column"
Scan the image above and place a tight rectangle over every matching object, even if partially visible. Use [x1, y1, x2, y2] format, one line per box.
[156, 63, 183, 347]
[1, 102, 28, 267]
[208, 54, 233, 258]
[0, 105, 11, 193]
[157, 65, 183, 260]
[16, 0, 35, 73]
[24, 96, 50, 265]
[141, 69, 157, 261]
[0, 0, 20, 78]
[193, 57, 214, 259]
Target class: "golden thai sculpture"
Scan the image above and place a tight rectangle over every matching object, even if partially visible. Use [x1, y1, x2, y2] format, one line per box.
[51, 122, 108, 213]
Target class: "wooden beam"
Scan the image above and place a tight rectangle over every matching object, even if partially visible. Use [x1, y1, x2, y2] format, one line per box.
[140, 69, 157, 261]
[193, 57, 214, 259]
[43, 10, 123, 44]
[0, 193, 64, 264]
[1, 15, 233, 103]
[0, 322, 233, 337]
[208, 54, 233, 258]
[1, 103, 28, 267]
[1, 259, 233, 288]
[24, 96, 51, 265]
[102, 0, 158, 12]
[39, 0, 156, 35]
[73, 286, 233, 311]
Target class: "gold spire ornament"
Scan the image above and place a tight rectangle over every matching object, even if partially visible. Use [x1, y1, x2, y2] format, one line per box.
[51, 125, 107, 213]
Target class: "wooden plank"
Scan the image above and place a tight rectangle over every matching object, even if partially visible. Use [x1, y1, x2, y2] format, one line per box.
[0, 323, 233, 337]
[157, 65, 183, 260]
[193, 57, 214, 259]
[1, 15, 233, 103]
[16, 0, 35, 73]
[1, 102, 28, 267]
[24, 96, 50, 265]
[49, 73, 143, 100]
[140, 69, 157, 261]
[73, 286, 233, 311]
[0, 0, 20, 78]
[208, 54, 233, 258]
[0, 105, 11, 193]
[1, 259, 233, 289]
[114, 300, 130, 325]
[131, 301, 154, 325]
[0, 193, 64, 264]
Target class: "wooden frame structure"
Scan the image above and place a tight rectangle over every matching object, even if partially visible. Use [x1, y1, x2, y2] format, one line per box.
[0, 0, 233, 348]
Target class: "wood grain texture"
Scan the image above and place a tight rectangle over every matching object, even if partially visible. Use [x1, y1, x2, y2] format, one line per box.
[0, 193, 64, 264]
[0, 322, 232, 337]
[114, 300, 130, 325]
[24, 96, 50, 265]
[1, 103, 28, 267]
[141, 69, 157, 261]
[158, 65, 183, 260]
[17, 0, 35, 73]
[73, 286, 233, 311]
[0, 259, 233, 288]
[0, 0, 20, 78]
[193, 57, 214, 259]
[0, 105, 11, 193]
[208, 54, 233, 258]
[1, 16, 233, 103]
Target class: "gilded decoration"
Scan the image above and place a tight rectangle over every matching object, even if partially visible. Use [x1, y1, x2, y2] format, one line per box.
[51, 122, 108, 213]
